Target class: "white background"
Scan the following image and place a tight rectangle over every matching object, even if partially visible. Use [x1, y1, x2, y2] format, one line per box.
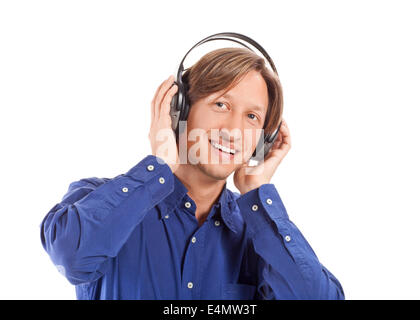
[1, 0, 419, 300]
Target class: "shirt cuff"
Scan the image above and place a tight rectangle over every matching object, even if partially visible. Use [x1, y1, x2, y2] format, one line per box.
[236, 183, 290, 236]
[123, 154, 174, 206]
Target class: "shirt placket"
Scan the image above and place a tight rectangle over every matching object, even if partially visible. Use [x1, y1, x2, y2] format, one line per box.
[179, 197, 210, 300]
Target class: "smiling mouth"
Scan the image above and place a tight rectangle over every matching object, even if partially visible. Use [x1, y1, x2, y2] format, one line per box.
[209, 140, 237, 155]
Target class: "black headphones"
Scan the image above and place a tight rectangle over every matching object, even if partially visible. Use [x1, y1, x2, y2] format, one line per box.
[170, 32, 282, 161]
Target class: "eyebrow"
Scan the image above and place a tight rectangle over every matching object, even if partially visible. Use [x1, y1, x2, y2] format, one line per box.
[221, 93, 265, 113]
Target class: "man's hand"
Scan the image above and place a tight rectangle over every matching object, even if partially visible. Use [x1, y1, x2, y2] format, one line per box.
[148, 75, 179, 173]
[233, 120, 291, 195]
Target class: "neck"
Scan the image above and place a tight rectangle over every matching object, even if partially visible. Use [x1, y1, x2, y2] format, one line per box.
[174, 163, 226, 225]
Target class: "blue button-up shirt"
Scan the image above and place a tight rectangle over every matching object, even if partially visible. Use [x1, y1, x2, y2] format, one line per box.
[40, 155, 344, 300]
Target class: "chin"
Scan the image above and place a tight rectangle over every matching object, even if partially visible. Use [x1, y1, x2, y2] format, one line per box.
[196, 162, 234, 181]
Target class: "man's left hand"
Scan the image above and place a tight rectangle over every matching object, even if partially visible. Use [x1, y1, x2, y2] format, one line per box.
[234, 119, 291, 195]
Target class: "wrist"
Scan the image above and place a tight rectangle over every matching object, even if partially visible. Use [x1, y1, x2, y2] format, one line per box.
[239, 184, 261, 195]
[168, 163, 180, 174]
[153, 152, 179, 172]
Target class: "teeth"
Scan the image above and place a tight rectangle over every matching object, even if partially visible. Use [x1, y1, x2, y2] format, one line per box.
[211, 141, 235, 154]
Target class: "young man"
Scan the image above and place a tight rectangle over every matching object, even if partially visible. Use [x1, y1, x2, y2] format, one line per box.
[41, 48, 344, 300]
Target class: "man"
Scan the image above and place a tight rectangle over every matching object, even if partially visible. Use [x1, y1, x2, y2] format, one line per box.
[41, 47, 344, 299]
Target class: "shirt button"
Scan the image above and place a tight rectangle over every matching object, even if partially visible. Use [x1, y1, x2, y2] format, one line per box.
[266, 198, 273, 205]
[214, 220, 220, 227]
[185, 201, 191, 208]
[159, 177, 165, 184]
[147, 164, 154, 171]
[191, 236, 196, 243]
[122, 187, 128, 193]
[285, 235, 291, 242]
[251, 204, 259, 211]
[164, 214, 169, 219]
[187, 282, 194, 289]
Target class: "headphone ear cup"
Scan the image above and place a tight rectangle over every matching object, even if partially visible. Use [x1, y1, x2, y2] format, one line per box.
[178, 83, 190, 133]
[252, 132, 266, 161]
[252, 121, 282, 160]
[263, 122, 282, 157]
[170, 79, 191, 143]
[263, 135, 277, 157]
[177, 72, 191, 134]
[170, 82, 182, 133]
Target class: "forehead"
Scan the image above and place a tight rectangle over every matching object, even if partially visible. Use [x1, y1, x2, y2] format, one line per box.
[211, 70, 269, 113]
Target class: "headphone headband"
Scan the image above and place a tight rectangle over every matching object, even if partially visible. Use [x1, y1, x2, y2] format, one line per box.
[177, 32, 278, 81]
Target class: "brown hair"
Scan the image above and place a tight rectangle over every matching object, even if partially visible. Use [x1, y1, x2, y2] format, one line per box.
[182, 47, 283, 135]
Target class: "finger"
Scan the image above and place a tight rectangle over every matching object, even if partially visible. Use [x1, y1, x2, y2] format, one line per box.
[281, 121, 290, 139]
[273, 140, 282, 149]
[152, 76, 171, 106]
[151, 77, 170, 122]
[160, 83, 178, 117]
[279, 124, 291, 151]
[152, 77, 170, 122]
[269, 121, 289, 154]
[154, 75, 175, 121]
[268, 126, 283, 151]
[275, 126, 283, 142]
[279, 139, 291, 153]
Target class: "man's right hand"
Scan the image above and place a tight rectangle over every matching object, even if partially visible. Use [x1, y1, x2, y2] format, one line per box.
[148, 75, 180, 173]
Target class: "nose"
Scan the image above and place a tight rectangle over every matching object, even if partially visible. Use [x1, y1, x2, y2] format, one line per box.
[218, 113, 243, 149]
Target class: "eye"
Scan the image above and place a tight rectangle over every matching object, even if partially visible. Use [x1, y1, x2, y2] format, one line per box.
[215, 102, 228, 110]
[248, 113, 258, 121]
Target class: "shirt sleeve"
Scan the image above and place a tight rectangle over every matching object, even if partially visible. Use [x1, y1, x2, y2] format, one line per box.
[236, 183, 345, 300]
[40, 155, 174, 285]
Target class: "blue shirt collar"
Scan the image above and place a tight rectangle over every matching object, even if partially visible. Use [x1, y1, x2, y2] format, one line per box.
[156, 174, 239, 233]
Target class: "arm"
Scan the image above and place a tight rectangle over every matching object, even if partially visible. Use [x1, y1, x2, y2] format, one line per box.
[40, 155, 173, 285]
[236, 184, 345, 300]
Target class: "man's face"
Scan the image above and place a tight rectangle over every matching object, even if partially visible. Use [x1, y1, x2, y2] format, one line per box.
[179, 70, 269, 180]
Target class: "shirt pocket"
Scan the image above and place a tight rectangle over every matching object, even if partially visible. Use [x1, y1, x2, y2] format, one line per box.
[222, 283, 257, 300]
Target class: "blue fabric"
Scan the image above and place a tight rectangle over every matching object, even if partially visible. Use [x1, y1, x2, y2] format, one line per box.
[40, 155, 345, 300]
